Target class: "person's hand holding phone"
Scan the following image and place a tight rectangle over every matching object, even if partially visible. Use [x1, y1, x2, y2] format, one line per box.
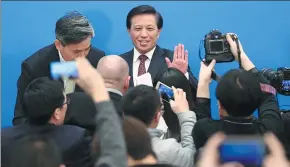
[197, 132, 244, 167]
[169, 86, 189, 113]
[263, 133, 289, 167]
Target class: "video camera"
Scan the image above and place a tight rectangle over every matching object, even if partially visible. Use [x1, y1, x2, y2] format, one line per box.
[204, 29, 236, 63]
[261, 67, 290, 96]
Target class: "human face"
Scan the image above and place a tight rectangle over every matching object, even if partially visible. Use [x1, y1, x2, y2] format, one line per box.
[55, 36, 91, 61]
[128, 14, 161, 54]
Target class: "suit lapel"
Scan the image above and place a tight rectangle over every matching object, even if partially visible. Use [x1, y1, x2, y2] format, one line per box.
[47, 45, 63, 84]
[148, 45, 165, 80]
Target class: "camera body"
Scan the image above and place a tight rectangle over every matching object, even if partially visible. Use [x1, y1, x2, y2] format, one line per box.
[261, 67, 290, 96]
[204, 29, 235, 63]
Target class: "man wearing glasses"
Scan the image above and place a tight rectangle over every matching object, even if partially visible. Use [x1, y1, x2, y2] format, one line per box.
[2, 77, 94, 167]
[13, 11, 105, 125]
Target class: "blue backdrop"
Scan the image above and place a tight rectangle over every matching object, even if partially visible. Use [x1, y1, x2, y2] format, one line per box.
[2, 1, 290, 127]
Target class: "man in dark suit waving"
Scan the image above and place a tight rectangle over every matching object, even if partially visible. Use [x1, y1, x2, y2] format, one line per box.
[120, 5, 198, 89]
[13, 11, 105, 125]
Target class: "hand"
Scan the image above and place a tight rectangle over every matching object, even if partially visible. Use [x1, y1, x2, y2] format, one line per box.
[263, 133, 289, 167]
[198, 60, 216, 84]
[165, 43, 188, 74]
[75, 57, 109, 102]
[169, 86, 189, 113]
[197, 132, 244, 167]
[226, 33, 245, 61]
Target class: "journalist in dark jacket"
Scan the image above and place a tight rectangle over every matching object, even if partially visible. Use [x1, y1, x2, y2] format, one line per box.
[2, 77, 94, 167]
[13, 11, 105, 125]
[192, 34, 290, 159]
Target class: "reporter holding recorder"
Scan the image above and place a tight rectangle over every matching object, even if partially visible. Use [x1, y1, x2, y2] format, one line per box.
[192, 33, 290, 159]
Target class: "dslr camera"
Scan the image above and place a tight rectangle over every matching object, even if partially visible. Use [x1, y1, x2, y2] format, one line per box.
[261, 67, 290, 96]
[204, 29, 236, 63]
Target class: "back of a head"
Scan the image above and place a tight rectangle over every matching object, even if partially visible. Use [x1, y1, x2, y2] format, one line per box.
[122, 85, 161, 126]
[55, 11, 94, 45]
[64, 92, 97, 131]
[123, 116, 155, 161]
[97, 55, 129, 86]
[8, 135, 62, 167]
[216, 69, 263, 117]
[154, 68, 195, 139]
[23, 77, 65, 124]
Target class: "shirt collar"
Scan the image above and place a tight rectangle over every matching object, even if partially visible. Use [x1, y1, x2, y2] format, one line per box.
[58, 51, 66, 62]
[133, 46, 156, 63]
[223, 116, 255, 124]
[107, 88, 123, 96]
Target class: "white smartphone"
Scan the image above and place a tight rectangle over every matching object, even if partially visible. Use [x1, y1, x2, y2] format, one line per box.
[155, 81, 174, 103]
[134, 73, 153, 87]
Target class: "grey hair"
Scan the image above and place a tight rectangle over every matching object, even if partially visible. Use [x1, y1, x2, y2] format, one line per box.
[55, 11, 95, 46]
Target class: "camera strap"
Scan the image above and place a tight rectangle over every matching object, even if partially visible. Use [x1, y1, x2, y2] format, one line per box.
[235, 36, 243, 69]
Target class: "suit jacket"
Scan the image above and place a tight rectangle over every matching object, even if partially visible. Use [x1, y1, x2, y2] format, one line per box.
[13, 44, 105, 125]
[120, 45, 198, 89]
[64, 91, 123, 132]
[1, 124, 93, 167]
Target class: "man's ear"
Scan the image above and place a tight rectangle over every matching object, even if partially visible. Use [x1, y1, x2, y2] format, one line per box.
[218, 101, 225, 118]
[155, 111, 161, 122]
[52, 108, 61, 120]
[124, 76, 131, 91]
[157, 28, 162, 38]
[54, 39, 61, 51]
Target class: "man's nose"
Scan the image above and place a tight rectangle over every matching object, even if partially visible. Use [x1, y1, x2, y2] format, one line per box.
[140, 29, 148, 37]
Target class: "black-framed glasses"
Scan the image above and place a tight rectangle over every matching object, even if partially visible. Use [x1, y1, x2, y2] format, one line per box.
[63, 96, 71, 105]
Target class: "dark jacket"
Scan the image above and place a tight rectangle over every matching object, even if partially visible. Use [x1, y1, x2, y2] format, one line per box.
[1, 124, 93, 167]
[13, 44, 105, 125]
[192, 68, 290, 158]
[64, 91, 123, 133]
[120, 45, 198, 90]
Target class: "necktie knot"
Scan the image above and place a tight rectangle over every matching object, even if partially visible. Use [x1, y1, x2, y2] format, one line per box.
[138, 55, 148, 63]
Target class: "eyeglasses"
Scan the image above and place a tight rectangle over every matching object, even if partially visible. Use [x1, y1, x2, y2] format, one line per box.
[63, 97, 71, 106]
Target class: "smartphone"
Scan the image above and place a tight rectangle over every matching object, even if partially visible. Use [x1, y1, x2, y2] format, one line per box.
[50, 61, 79, 80]
[219, 136, 265, 166]
[155, 81, 174, 103]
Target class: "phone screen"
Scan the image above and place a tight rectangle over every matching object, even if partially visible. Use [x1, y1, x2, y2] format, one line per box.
[50, 61, 78, 80]
[219, 137, 265, 166]
[156, 82, 174, 103]
[282, 80, 290, 92]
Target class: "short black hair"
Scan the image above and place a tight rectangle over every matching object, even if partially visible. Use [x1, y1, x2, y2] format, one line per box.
[126, 5, 163, 29]
[23, 77, 65, 124]
[123, 116, 156, 160]
[122, 85, 161, 126]
[55, 11, 94, 45]
[154, 68, 196, 141]
[8, 135, 62, 167]
[216, 69, 263, 117]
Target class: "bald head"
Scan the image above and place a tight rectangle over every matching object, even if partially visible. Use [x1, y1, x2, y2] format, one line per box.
[97, 55, 129, 91]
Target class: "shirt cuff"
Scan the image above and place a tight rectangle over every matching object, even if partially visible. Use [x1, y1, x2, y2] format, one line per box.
[185, 72, 189, 80]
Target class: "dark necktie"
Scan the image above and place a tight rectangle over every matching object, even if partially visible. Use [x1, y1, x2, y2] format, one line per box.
[138, 55, 148, 76]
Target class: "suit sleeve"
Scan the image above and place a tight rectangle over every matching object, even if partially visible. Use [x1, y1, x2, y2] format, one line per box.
[13, 61, 34, 125]
[187, 65, 198, 90]
[94, 101, 127, 167]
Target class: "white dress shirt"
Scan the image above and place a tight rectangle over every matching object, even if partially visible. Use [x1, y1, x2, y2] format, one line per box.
[58, 51, 75, 94]
[133, 46, 156, 81]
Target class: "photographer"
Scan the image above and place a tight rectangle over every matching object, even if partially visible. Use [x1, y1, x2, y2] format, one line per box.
[192, 34, 287, 156]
